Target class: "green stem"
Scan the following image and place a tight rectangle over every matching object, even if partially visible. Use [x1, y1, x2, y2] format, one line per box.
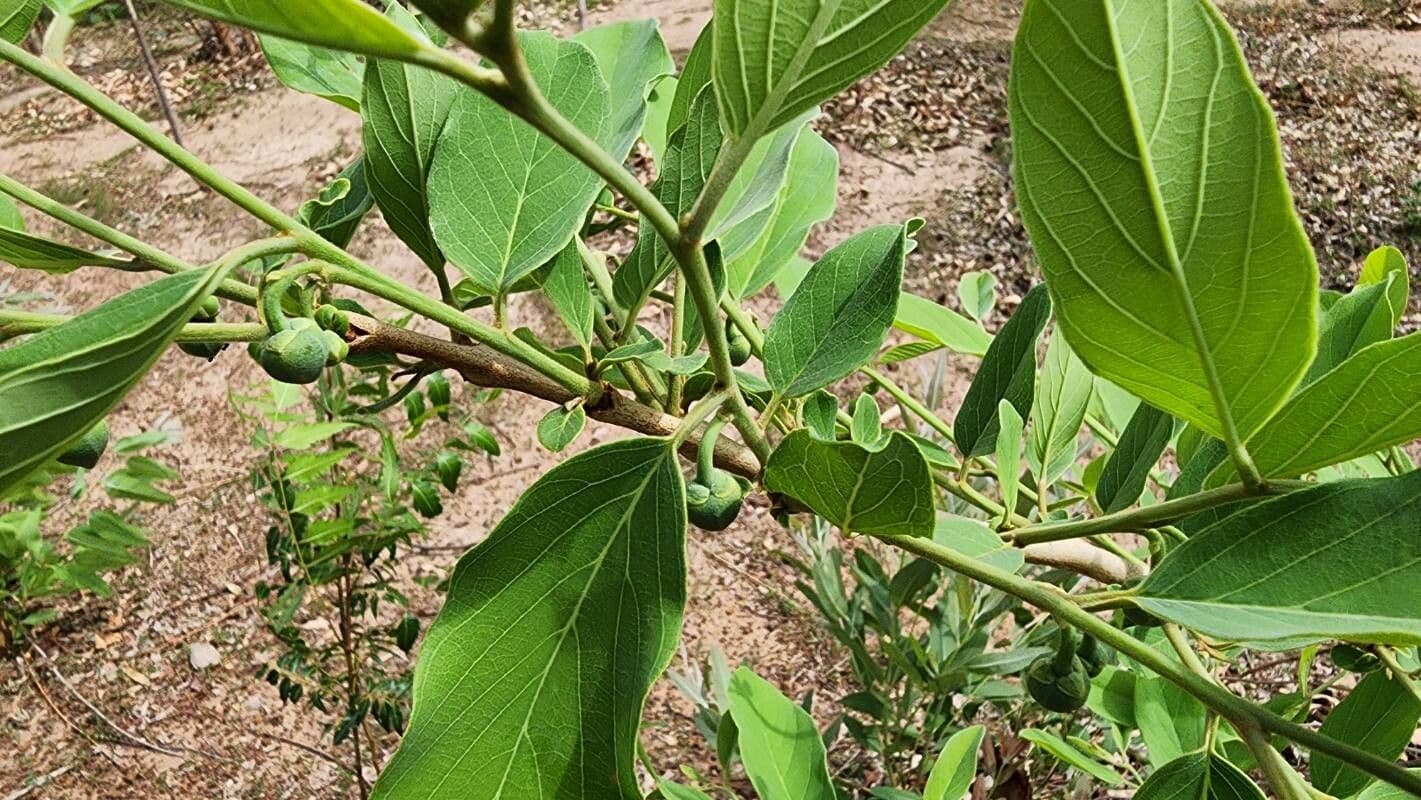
[0, 311, 266, 343]
[861, 366, 954, 443]
[0, 172, 257, 304]
[1011, 480, 1310, 545]
[669, 394, 727, 452]
[697, 417, 730, 485]
[0, 39, 297, 234]
[874, 532, 1421, 798]
[1242, 726, 1315, 800]
[668, 275, 687, 413]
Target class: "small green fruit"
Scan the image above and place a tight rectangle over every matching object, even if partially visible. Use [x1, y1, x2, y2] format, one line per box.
[686, 470, 750, 532]
[195, 296, 221, 322]
[1025, 654, 1090, 713]
[322, 330, 349, 367]
[179, 340, 226, 361]
[1076, 635, 1112, 677]
[257, 328, 329, 384]
[315, 304, 350, 336]
[726, 319, 752, 367]
[1331, 644, 1382, 674]
[58, 419, 109, 469]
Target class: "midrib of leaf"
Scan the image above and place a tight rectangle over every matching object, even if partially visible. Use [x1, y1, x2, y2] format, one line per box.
[405, 455, 666, 795]
[727, 0, 843, 141]
[1100, 1, 1253, 475]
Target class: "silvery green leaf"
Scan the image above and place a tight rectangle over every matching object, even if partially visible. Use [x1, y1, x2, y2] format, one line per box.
[259, 34, 363, 111]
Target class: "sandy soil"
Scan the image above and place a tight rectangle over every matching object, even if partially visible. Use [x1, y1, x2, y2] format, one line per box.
[1, 0, 1418, 798]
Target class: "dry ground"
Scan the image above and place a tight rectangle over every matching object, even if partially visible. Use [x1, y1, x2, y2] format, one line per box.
[1, 0, 1419, 797]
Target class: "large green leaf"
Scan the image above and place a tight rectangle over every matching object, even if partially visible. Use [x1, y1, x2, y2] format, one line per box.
[763, 224, 907, 398]
[370, 438, 686, 800]
[1, 0, 40, 44]
[727, 667, 836, 800]
[707, 109, 817, 258]
[1028, 333, 1093, 488]
[161, 0, 426, 59]
[612, 87, 720, 313]
[0, 228, 131, 274]
[1303, 278, 1395, 386]
[429, 31, 610, 295]
[726, 129, 839, 299]
[574, 19, 674, 162]
[954, 284, 1051, 458]
[259, 34, 363, 111]
[361, 2, 457, 270]
[1134, 753, 1266, 800]
[1312, 672, 1421, 798]
[1010, 0, 1317, 442]
[1357, 771, 1421, 800]
[712, 0, 950, 137]
[1208, 333, 1421, 486]
[765, 430, 934, 537]
[0, 265, 232, 494]
[1139, 472, 1421, 645]
[924, 725, 984, 800]
[1095, 403, 1173, 513]
[670, 24, 714, 134]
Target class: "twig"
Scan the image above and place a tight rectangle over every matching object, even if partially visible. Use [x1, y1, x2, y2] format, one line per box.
[3, 765, 72, 800]
[30, 643, 189, 759]
[255, 732, 356, 774]
[120, 0, 183, 146]
[15, 656, 124, 771]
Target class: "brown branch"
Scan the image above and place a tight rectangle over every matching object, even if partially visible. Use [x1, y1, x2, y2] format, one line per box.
[345, 315, 762, 479]
[345, 316, 1131, 583]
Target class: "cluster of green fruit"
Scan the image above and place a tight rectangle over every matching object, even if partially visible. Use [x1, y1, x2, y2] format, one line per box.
[1026, 629, 1111, 713]
[247, 303, 351, 385]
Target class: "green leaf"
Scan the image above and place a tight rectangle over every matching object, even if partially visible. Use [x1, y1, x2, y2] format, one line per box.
[1312, 671, 1421, 797]
[995, 400, 1023, 522]
[1095, 403, 1173, 513]
[923, 724, 984, 800]
[0, 227, 131, 274]
[259, 34, 363, 111]
[881, 341, 944, 366]
[957, 272, 997, 323]
[933, 516, 1024, 574]
[1134, 753, 1265, 800]
[1208, 333, 1421, 486]
[537, 403, 585, 453]
[429, 31, 610, 295]
[1357, 771, 1421, 800]
[1010, 0, 1317, 442]
[574, 19, 674, 162]
[850, 394, 883, 446]
[954, 284, 1051, 458]
[765, 430, 935, 537]
[297, 160, 374, 249]
[727, 666, 836, 800]
[0, 194, 23, 230]
[658, 781, 715, 800]
[726, 130, 839, 299]
[1360, 245, 1411, 333]
[712, 0, 950, 137]
[1139, 472, 1421, 645]
[1135, 675, 1206, 766]
[0, 265, 232, 495]
[1086, 666, 1136, 728]
[670, 24, 713, 133]
[1304, 278, 1395, 387]
[1019, 728, 1124, 787]
[894, 293, 991, 358]
[1, 0, 40, 44]
[642, 75, 678, 164]
[161, 0, 426, 59]
[764, 224, 907, 398]
[802, 391, 838, 441]
[708, 110, 817, 259]
[1028, 334, 1093, 488]
[275, 422, 354, 450]
[613, 86, 720, 313]
[543, 242, 595, 352]
[371, 439, 686, 800]
[361, 1, 457, 271]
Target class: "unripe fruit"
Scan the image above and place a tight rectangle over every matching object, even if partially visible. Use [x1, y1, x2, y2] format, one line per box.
[686, 470, 750, 532]
[179, 340, 226, 361]
[315, 304, 350, 337]
[322, 330, 349, 367]
[58, 419, 109, 469]
[195, 297, 220, 322]
[1076, 634, 1112, 677]
[726, 319, 752, 367]
[257, 328, 329, 384]
[1025, 654, 1090, 712]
